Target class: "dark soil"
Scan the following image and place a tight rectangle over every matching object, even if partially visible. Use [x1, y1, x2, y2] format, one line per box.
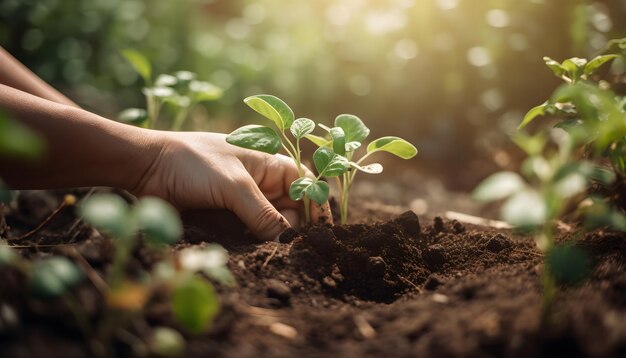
[1, 187, 626, 358]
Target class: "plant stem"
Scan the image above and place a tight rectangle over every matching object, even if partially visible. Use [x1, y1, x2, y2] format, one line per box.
[146, 94, 157, 129]
[339, 173, 350, 225]
[281, 132, 311, 224]
[109, 235, 134, 289]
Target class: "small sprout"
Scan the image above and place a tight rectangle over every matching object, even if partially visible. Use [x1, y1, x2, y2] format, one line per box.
[29, 257, 83, 298]
[150, 327, 185, 358]
[171, 276, 219, 334]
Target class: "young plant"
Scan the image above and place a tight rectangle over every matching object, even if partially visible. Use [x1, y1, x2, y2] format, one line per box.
[72, 194, 233, 355]
[311, 116, 418, 224]
[225, 94, 318, 223]
[225, 94, 417, 225]
[120, 50, 222, 130]
[473, 39, 626, 319]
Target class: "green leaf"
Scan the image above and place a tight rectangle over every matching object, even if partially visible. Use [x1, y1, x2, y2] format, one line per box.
[501, 189, 547, 227]
[518, 102, 552, 129]
[366, 137, 417, 159]
[349, 162, 383, 174]
[304, 134, 331, 147]
[244, 95, 294, 130]
[189, 81, 222, 102]
[290, 118, 315, 139]
[584, 54, 619, 75]
[80, 194, 132, 238]
[0, 111, 44, 160]
[554, 172, 587, 198]
[118, 108, 149, 126]
[334, 114, 370, 143]
[543, 56, 566, 78]
[582, 200, 626, 231]
[330, 127, 346, 156]
[546, 245, 590, 285]
[226, 125, 282, 154]
[305, 180, 330, 205]
[590, 166, 616, 186]
[122, 49, 151, 83]
[289, 177, 314, 201]
[29, 257, 83, 298]
[135, 197, 182, 246]
[472, 171, 526, 202]
[171, 276, 219, 334]
[313, 147, 350, 177]
[150, 327, 185, 358]
[289, 177, 330, 204]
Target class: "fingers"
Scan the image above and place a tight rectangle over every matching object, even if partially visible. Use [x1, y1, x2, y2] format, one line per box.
[229, 174, 291, 241]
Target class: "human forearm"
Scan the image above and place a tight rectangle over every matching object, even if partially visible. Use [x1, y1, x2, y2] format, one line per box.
[0, 84, 159, 191]
[0, 46, 78, 107]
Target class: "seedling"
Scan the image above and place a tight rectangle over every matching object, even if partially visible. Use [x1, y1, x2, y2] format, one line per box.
[311, 116, 418, 224]
[225, 94, 318, 223]
[121, 50, 222, 130]
[473, 38, 626, 319]
[225, 95, 417, 225]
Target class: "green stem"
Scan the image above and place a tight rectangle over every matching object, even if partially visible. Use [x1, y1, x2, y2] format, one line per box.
[340, 173, 350, 225]
[281, 133, 311, 224]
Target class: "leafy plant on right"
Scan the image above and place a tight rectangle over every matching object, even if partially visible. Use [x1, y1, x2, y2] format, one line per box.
[473, 38, 626, 318]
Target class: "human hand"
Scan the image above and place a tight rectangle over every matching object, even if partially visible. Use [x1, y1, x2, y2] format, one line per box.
[132, 131, 331, 240]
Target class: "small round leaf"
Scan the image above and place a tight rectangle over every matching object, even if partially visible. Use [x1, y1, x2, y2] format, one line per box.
[335, 114, 370, 143]
[290, 118, 315, 139]
[29, 257, 83, 298]
[226, 125, 282, 154]
[313, 147, 350, 177]
[546, 245, 590, 285]
[80, 194, 132, 238]
[135, 197, 182, 246]
[501, 189, 547, 227]
[305, 180, 330, 205]
[349, 162, 383, 174]
[150, 327, 185, 357]
[171, 277, 219, 334]
[289, 177, 314, 201]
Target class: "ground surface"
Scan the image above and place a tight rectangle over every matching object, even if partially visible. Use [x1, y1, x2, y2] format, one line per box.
[1, 181, 625, 358]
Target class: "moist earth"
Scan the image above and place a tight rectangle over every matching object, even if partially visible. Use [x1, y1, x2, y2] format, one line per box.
[1, 189, 626, 358]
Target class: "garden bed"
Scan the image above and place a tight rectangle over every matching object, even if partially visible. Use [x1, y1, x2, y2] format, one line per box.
[1, 182, 626, 358]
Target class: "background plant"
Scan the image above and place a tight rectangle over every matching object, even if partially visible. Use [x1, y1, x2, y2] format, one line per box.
[473, 38, 626, 318]
[119, 49, 223, 130]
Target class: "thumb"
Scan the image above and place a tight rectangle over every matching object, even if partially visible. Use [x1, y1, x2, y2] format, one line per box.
[229, 175, 290, 241]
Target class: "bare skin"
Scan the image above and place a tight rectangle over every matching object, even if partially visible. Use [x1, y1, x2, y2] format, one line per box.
[0, 48, 329, 240]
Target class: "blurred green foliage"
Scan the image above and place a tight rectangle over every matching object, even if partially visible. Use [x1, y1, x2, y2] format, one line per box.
[1, 0, 625, 173]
